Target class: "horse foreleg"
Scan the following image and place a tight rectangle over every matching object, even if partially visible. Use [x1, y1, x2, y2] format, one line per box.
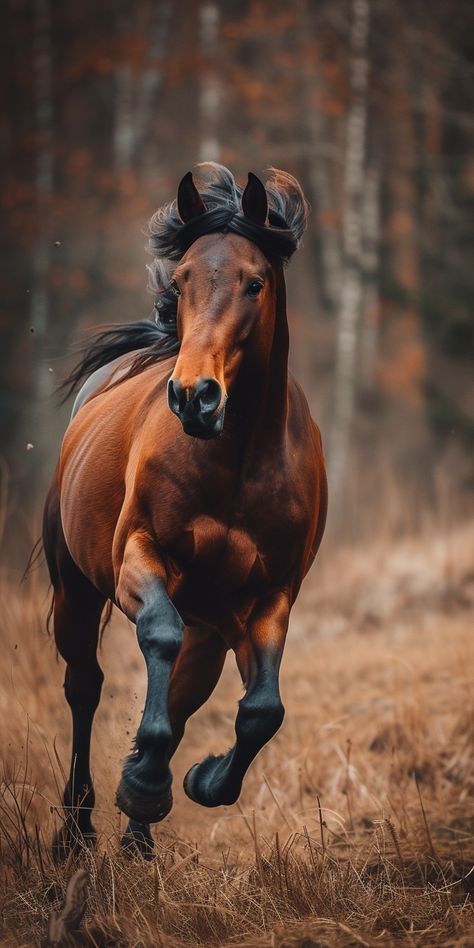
[168, 625, 228, 756]
[121, 624, 227, 857]
[183, 590, 289, 808]
[115, 537, 184, 826]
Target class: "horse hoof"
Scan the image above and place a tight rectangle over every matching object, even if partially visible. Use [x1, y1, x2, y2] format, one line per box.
[121, 819, 154, 860]
[52, 822, 97, 864]
[116, 778, 172, 824]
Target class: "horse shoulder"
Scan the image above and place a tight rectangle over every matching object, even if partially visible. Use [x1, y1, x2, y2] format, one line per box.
[59, 368, 166, 595]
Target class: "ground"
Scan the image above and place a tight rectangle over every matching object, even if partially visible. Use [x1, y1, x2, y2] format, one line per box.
[0, 521, 473, 946]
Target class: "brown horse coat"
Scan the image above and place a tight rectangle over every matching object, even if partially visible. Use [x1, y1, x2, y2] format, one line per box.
[43, 167, 327, 858]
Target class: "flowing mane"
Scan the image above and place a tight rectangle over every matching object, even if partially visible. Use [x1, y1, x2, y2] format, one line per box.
[61, 163, 308, 400]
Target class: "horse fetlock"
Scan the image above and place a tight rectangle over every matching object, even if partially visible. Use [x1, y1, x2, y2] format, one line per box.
[116, 767, 173, 824]
[52, 820, 97, 864]
[63, 779, 95, 813]
[136, 720, 173, 755]
[183, 755, 241, 808]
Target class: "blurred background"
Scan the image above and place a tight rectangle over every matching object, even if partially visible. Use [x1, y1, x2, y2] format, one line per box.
[1, 9, 473, 940]
[1, 0, 473, 561]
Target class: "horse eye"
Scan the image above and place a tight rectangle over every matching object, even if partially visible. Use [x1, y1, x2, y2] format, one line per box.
[247, 280, 263, 298]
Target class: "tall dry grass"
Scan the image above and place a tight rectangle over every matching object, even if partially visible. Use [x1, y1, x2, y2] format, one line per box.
[0, 516, 473, 945]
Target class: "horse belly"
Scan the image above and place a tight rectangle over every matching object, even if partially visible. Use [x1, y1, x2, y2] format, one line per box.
[59, 414, 126, 597]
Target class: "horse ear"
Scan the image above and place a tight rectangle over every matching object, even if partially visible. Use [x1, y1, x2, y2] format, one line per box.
[177, 171, 206, 223]
[241, 172, 268, 225]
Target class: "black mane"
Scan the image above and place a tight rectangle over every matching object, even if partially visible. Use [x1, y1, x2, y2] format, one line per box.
[147, 162, 308, 291]
[146, 163, 308, 330]
[58, 319, 179, 402]
[61, 163, 308, 400]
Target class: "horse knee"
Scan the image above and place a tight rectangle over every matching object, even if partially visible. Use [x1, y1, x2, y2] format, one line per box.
[137, 594, 183, 663]
[236, 692, 285, 746]
[64, 663, 104, 713]
[138, 623, 182, 663]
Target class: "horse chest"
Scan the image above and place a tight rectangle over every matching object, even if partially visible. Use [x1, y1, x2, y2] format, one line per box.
[168, 474, 301, 591]
[172, 515, 266, 586]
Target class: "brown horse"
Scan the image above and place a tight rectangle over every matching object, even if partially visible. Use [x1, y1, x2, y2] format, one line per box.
[43, 164, 327, 858]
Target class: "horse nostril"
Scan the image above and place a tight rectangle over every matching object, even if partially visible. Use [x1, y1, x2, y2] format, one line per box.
[167, 378, 186, 416]
[194, 378, 222, 415]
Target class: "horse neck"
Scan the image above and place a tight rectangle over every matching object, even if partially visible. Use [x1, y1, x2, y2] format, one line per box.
[232, 262, 289, 464]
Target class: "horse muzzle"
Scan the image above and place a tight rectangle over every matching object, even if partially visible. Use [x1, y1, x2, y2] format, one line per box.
[167, 377, 226, 439]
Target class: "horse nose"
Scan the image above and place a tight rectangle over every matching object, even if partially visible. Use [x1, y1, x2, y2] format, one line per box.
[193, 378, 222, 416]
[167, 377, 222, 419]
[167, 378, 187, 416]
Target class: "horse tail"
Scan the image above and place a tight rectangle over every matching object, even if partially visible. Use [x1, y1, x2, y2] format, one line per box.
[58, 319, 179, 403]
[20, 536, 55, 635]
[21, 536, 43, 580]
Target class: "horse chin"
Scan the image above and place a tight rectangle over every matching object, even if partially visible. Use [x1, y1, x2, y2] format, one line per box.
[182, 409, 225, 440]
[182, 420, 222, 440]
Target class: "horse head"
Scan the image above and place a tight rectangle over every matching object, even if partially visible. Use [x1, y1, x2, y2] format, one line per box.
[167, 171, 278, 439]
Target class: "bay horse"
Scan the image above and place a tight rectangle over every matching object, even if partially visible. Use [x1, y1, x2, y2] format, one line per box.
[43, 163, 327, 858]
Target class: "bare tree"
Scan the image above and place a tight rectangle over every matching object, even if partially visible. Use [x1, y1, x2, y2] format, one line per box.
[138, 2, 173, 154]
[113, 57, 134, 173]
[296, 0, 343, 316]
[31, 0, 53, 401]
[359, 160, 380, 391]
[199, 1, 220, 162]
[328, 0, 370, 526]
[114, 3, 174, 173]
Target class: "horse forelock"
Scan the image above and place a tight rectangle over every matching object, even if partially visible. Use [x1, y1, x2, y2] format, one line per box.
[145, 163, 308, 313]
[175, 207, 298, 262]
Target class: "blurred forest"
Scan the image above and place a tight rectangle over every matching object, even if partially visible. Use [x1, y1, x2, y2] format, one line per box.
[1, 0, 473, 554]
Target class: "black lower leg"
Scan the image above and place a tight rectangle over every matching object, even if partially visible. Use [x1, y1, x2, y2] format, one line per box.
[184, 646, 284, 807]
[46, 515, 107, 861]
[167, 627, 228, 759]
[53, 659, 103, 862]
[120, 819, 155, 860]
[116, 578, 183, 824]
[63, 661, 104, 829]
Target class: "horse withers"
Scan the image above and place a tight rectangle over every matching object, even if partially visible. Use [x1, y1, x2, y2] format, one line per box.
[43, 164, 327, 859]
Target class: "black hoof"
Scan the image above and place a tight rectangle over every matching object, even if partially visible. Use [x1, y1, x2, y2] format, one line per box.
[116, 776, 172, 824]
[121, 819, 154, 860]
[183, 755, 241, 808]
[52, 821, 97, 864]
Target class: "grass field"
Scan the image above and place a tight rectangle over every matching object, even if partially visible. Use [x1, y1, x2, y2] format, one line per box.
[0, 519, 473, 946]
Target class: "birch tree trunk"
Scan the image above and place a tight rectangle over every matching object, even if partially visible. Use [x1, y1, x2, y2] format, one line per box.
[19, 0, 55, 496]
[31, 0, 53, 402]
[328, 0, 370, 528]
[136, 0, 174, 174]
[296, 0, 343, 317]
[198, 1, 220, 162]
[113, 58, 135, 173]
[359, 161, 380, 391]
[114, 4, 173, 173]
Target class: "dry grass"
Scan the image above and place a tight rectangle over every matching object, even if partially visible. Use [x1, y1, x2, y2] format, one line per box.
[0, 519, 473, 946]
